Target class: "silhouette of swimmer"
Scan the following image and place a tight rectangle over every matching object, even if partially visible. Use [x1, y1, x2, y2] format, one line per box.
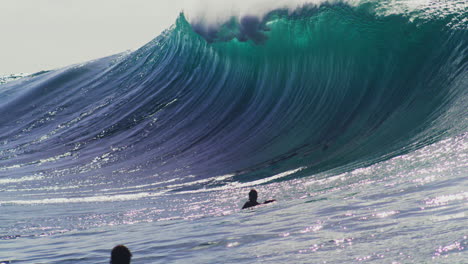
[110, 245, 132, 264]
[242, 189, 276, 209]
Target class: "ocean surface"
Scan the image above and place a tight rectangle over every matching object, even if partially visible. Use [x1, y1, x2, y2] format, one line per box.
[1, 1, 467, 263]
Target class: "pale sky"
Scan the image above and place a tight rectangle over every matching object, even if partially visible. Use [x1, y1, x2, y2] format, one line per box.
[0, 0, 187, 75]
[0, 0, 346, 75]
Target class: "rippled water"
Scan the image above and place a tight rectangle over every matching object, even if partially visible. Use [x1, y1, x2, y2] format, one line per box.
[2, 133, 466, 263]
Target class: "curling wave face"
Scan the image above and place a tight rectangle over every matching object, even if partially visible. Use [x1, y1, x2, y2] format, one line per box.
[0, 1, 466, 199]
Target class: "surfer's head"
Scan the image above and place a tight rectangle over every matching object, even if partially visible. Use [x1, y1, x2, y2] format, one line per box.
[248, 189, 258, 202]
[110, 245, 132, 264]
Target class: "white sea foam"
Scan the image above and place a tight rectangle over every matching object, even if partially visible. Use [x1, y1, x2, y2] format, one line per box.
[0, 175, 45, 185]
[184, 0, 457, 27]
[0, 191, 161, 205]
[175, 167, 306, 195]
[184, 0, 354, 25]
[0, 73, 30, 85]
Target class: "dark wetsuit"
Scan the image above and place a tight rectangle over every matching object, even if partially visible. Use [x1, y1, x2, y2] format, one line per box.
[242, 189, 276, 209]
[242, 201, 260, 209]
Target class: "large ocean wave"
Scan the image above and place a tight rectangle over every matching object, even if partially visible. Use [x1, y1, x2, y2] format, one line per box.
[0, 1, 466, 202]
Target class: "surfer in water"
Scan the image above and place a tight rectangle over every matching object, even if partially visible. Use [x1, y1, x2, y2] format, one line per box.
[242, 189, 276, 209]
[110, 245, 132, 264]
